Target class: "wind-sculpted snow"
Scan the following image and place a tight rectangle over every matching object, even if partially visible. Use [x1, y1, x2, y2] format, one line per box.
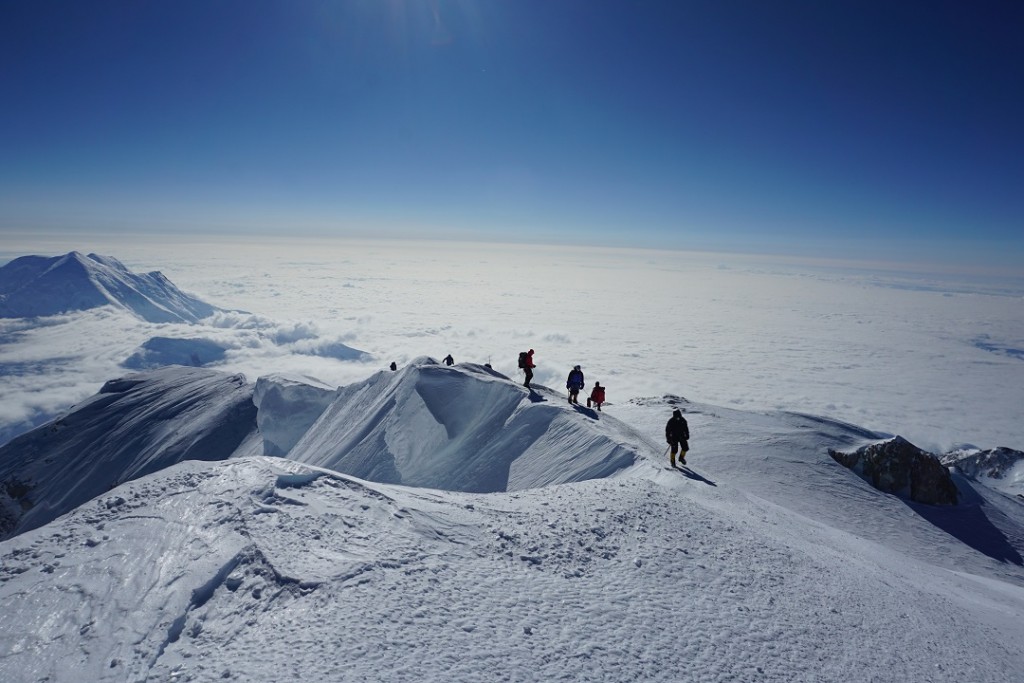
[0, 366, 1021, 682]
[0, 366, 259, 540]
[287, 358, 639, 492]
[2, 455, 1024, 683]
[0, 360, 640, 541]
[0, 252, 223, 323]
[253, 373, 336, 457]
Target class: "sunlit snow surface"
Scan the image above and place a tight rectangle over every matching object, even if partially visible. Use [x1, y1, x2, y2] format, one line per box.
[0, 238, 1022, 683]
[1, 396, 1023, 682]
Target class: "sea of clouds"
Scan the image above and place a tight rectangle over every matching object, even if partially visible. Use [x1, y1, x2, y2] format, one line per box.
[1, 235, 1022, 452]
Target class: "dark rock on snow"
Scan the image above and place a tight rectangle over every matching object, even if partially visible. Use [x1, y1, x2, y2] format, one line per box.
[829, 436, 959, 505]
[941, 446, 1024, 481]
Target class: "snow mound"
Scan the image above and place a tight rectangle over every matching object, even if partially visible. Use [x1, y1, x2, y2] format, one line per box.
[0, 252, 222, 322]
[288, 357, 639, 492]
[288, 338, 369, 361]
[123, 336, 228, 369]
[0, 366, 258, 540]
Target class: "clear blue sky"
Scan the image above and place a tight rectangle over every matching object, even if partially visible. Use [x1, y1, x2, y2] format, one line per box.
[1, 1, 1021, 268]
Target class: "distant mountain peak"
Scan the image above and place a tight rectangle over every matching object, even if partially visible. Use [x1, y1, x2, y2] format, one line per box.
[0, 251, 223, 323]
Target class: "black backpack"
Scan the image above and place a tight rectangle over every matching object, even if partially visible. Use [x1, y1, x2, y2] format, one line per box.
[518, 351, 529, 369]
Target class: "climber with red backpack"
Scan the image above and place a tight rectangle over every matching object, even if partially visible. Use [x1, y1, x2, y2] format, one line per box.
[518, 349, 535, 388]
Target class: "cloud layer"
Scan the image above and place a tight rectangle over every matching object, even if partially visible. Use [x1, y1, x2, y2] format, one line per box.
[2, 237, 1022, 451]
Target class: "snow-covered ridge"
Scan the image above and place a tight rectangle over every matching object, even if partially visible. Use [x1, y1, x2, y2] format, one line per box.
[3, 441, 1024, 682]
[0, 358, 642, 540]
[0, 251, 223, 322]
[0, 366, 259, 539]
[1, 359, 1023, 681]
[285, 357, 640, 492]
[943, 446, 1024, 498]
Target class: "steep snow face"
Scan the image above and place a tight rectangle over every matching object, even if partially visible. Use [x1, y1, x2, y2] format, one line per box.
[0, 359, 641, 540]
[0, 252, 221, 322]
[288, 358, 640, 492]
[0, 366, 258, 540]
[252, 373, 336, 457]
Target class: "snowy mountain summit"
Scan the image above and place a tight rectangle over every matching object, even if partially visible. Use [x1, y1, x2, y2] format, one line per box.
[0, 251, 222, 322]
[2, 360, 1024, 682]
[0, 358, 639, 540]
[282, 358, 639, 492]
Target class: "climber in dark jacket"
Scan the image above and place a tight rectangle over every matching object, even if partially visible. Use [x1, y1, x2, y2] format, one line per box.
[566, 365, 584, 404]
[665, 408, 690, 467]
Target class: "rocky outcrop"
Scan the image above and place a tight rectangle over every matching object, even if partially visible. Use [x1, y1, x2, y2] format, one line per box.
[829, 436, 958, 505]
[941, 447, 1024, 480]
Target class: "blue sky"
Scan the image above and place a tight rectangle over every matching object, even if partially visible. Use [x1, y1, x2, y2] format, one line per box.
[1, 1, 1021, 268]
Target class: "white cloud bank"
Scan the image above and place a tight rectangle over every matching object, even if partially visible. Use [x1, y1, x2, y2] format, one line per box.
[1, 237, 1022, 452]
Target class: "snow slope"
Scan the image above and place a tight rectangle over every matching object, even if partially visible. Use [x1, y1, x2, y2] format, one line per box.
[0, 253, 370, 448]
[1, 362, 1023, 682]
[0, 366, 259, 540]
[253, 373, 336, 457]
[0, 252, 223, 323]
[2, 453, 1023, 682]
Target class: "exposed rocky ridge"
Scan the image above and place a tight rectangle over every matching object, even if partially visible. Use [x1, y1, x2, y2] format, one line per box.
[941, 446, 1024, 480]
[829, 436, 959, 505]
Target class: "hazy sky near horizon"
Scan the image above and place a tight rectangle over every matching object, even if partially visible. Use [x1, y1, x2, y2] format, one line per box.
[1, 1, 1022, 268]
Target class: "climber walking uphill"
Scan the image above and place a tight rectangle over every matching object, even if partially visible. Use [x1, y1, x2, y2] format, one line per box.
[566, 365, 585, 404]
[665, 408, 690, 467]
[518, 349, 536, 388]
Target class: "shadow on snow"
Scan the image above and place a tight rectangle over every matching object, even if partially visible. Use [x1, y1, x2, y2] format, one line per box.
[907, 474, 1023, 566]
